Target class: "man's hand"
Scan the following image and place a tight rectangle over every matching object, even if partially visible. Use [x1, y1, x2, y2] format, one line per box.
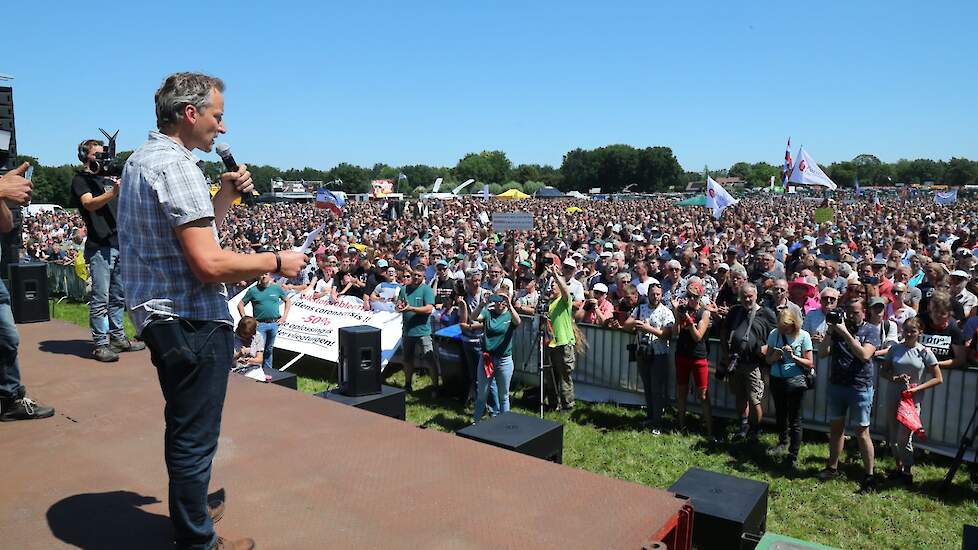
[111, 178, 121, 197]
[0, 162, 33, 206]
[220, 164, 254, 197]
[277, 250, 307, 278]
[395, 300, 408, 313]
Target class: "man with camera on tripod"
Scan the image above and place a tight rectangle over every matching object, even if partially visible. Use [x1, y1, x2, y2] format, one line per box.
[71, 138, 145, 362]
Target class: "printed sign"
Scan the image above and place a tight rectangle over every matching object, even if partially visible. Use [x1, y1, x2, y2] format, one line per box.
[492, 212, 534, 231]
[814, 207, 834, 224]
[230, 288, 403, 366]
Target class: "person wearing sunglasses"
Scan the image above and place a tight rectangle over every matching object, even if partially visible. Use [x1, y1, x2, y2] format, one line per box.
[803, 287, 841, 345]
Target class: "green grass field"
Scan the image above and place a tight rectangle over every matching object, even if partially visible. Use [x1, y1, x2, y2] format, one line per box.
[50, 300, 977, 549]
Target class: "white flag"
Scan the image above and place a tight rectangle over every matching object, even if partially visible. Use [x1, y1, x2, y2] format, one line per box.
[788, 147, 837, 190]
[432, 177, 443, 193]
[706, 176, 738, 219]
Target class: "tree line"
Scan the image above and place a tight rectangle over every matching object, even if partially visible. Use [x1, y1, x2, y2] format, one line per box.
[13, 146, 978, 207]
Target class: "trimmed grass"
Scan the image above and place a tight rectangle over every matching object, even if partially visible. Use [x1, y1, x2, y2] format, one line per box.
[50, 300, 978, 549]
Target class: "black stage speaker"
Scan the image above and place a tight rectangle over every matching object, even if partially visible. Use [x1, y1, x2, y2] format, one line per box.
[317, 385, 406, 420]
[338, 325, 381, 396]
[669, 467, 768, 550]
[0, 85, 21, 279]
[456, 412, 564, 463]
[964, 524, 978, 550]
[9, 262, 48, 324]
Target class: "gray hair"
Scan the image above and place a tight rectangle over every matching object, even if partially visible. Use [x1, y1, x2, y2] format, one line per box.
[154, 72, 225, 131]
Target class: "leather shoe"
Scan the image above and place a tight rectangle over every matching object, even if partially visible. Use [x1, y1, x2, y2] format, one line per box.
[208, 488, 226, 523]
[213, 537, 255, 550]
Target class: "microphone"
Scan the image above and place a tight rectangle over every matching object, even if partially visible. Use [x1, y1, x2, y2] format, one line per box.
[215, 143, 253, 206]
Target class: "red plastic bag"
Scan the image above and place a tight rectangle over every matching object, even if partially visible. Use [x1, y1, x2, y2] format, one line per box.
[482, 352, 494, 378]
[896, 385, 927, 441]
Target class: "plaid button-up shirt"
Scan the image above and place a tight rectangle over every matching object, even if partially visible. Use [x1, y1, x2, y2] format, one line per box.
[119, 131, 231, 333]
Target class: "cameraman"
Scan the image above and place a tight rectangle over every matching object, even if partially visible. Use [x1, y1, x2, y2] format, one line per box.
[672, 278, 714, 439]
[575, 283, 614, 325]
[71, 139, 145, 362]
[721, 283, 776, 441]
[817, 299, 881, 493]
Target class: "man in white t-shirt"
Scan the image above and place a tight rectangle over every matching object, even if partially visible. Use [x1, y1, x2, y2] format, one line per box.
[561, 258, 586, 309]
[626, 284, 674, 434]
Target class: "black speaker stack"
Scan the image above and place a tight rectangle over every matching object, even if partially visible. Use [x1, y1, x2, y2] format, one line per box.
[337, 325, 382, 397]
[0, 85, 20, 282]
[9, 262, 48, 323]
[669, 468, 769, 550]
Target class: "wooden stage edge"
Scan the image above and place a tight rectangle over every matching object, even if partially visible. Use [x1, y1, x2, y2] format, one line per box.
[1, 320, 691, 550]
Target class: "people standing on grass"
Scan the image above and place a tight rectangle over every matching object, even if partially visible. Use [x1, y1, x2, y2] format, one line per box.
[672, 279, 714, 440]
[765, 309, 813, 470]
[469, 292, 522, 422]
[881, 318, 942, 486]
[818, 299, 881, 493]
[627, 282, 673, 435]
[237, 272, 291, 371]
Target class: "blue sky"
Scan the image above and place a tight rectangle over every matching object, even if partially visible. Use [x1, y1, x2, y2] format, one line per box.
[6, 1, 976, 172]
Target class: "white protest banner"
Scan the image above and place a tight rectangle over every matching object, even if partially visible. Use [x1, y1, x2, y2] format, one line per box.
[935, 188, 958, 205]
[230, 289, 403, 366]
[492, 212, 534, 231]
[788, 147, 837, 190]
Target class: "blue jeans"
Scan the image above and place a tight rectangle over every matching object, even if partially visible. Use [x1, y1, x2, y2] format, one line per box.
[474, 353, 514, 422]
[462, 338, 497, 414]
[0, 280, 24, 400]
[143, 319, 233, 550]
[827, 383, 874, 427]
[87, 247, 126, 346]
[257, 322, 278, 370]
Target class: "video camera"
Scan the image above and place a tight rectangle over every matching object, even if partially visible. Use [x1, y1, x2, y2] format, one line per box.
[89, 128, 124, 177]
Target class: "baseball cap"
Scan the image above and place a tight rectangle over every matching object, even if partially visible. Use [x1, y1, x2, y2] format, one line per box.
[599, 251, 613, 258]
[436, 259, 449, 267]
[950, 269, 971, 279]
[716, 262, 730, 272]
[592, 283, 609, 294]
[375, 259, 389, 268]
[519, 260, 533, 269]
[868, 297, 887, 308]
[893, 282, 907, 292]
[604, 242, 615, 250]
[488, 294, 506, 303]
[563, 258, 578, 268]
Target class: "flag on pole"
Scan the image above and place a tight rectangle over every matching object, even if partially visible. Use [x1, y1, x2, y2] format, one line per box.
[854, 176, 861, 197]
[769, 175, 775, 191]
[873, 190, 882, 212]
[788, 147, 837, 190]
[397, 172, 408, 183]
[781, 138, 792, 186]
[315, 187, 345, 215]
[935, 188, 958, 205]
[706, 176, 738, 219]
[432, 177, 443, 193]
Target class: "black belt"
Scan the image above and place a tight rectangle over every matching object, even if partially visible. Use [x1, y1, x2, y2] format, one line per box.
[257, 319, 279, 323]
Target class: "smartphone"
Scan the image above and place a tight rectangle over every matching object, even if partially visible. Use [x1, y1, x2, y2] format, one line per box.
[24, 166, 34, 181]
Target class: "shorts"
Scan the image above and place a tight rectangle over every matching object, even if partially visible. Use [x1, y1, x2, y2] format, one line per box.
[402, 335, 433, 363]
[827, 384, 874, 427]
[728, 364, 765, 405]
[675, 355, 709, 390]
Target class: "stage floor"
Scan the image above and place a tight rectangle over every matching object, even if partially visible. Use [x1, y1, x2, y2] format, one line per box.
[1, 320, 687, 549]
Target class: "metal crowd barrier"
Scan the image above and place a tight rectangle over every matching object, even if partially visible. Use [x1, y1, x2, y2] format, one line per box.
[45, 262, 88, 302]
[508, 316, 976, 460]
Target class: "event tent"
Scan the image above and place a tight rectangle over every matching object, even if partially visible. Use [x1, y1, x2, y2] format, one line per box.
[676, 195, 707, 206]
[496, 189, 531, 200]
[535, 186, 565, 199]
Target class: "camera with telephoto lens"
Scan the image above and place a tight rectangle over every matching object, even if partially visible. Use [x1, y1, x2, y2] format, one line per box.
[826, 310, 845, 325]
[89, 128, 124, 177]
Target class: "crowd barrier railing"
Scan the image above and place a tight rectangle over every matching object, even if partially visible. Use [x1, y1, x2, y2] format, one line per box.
[507, 316, 976, 460]
[45, 261, 89, 302]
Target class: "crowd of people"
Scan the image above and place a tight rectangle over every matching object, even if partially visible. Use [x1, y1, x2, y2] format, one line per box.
[22, 180, 978, 492]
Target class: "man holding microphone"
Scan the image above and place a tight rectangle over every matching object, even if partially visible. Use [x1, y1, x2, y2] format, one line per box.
[119, 72, 305, 550]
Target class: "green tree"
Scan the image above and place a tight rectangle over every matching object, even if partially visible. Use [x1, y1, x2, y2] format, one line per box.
[455, 151, 512, 184]
[522, 181, 545, 195]
[728, 162, 752, 180]
[944, 157, 978, 186]
[487, 182, 503, 195]
[326, 163, 371, 193]
[501, 181, 523, 192]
